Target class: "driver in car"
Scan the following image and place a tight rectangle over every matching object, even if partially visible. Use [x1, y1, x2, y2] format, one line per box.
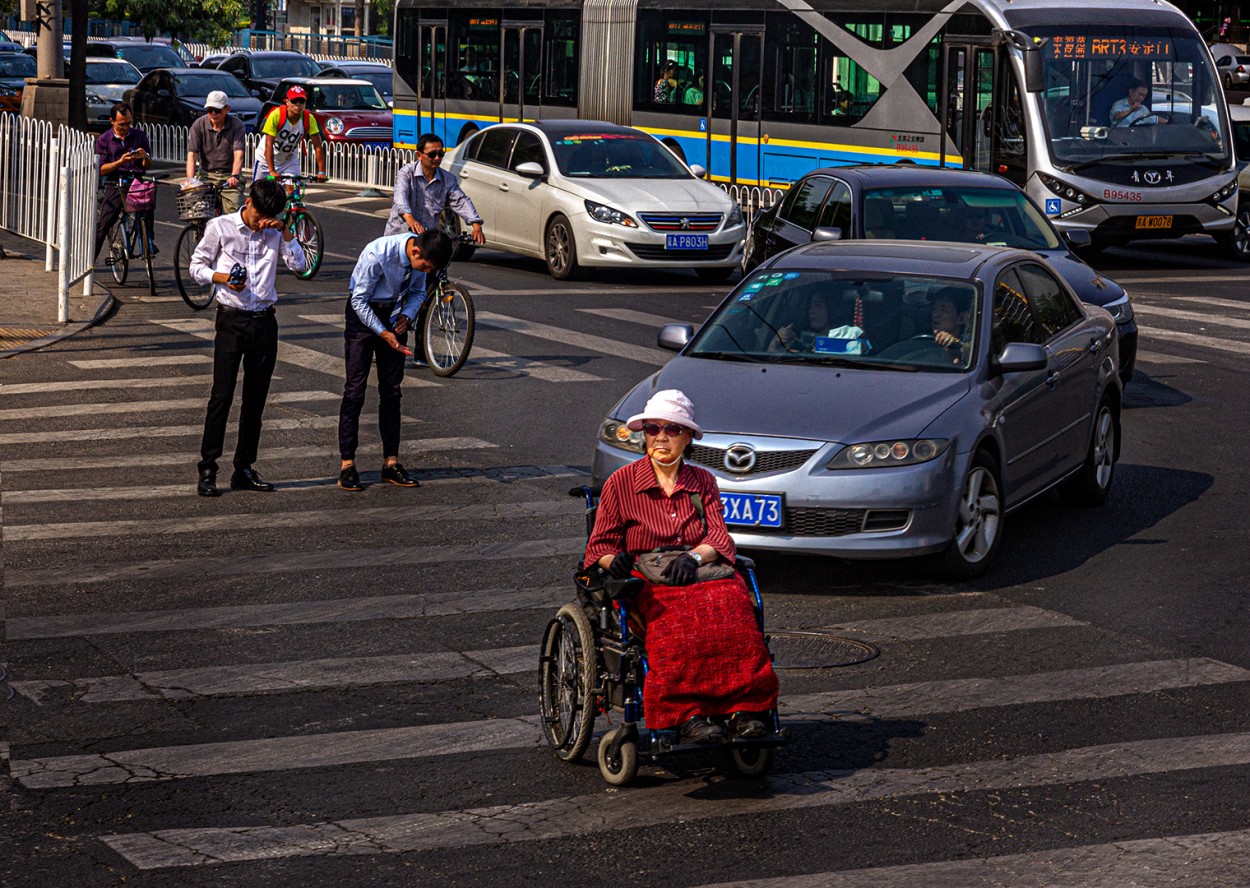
[931, 287, 973, 363]
[1110, 79, 1169, 127]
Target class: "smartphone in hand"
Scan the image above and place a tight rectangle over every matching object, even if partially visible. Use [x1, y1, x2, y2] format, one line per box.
[227, 263, 248, 287]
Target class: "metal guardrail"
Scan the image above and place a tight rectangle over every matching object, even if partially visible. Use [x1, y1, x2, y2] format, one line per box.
[722, 182, 784, 226]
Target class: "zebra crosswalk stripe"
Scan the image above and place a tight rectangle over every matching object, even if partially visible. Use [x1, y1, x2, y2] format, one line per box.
[1, 375, 214, 395]
[1135, 324, 1250, 356]
[0, 390, 338, 422]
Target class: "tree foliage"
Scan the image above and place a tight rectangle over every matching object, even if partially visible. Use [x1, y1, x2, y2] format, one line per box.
[102, 0, 246, 44]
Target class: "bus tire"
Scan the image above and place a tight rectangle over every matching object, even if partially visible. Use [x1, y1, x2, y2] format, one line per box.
[455, 123, 479, 147]
[1218, 206, 1250, 261]
[661, 138, 686, 164]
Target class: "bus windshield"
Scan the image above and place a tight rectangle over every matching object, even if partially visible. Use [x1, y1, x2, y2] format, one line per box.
[1034, 25, 1230, 169]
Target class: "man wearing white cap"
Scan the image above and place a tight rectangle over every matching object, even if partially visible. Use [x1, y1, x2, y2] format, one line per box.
[186, 90, 247, 213]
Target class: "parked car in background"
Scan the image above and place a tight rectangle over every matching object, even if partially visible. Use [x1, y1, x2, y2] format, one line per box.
[86, 39, 186, 73]
[218, 50, 321, 102]
[1215, 52, 1250, 88]
[196, 53, 231, 70]
[258, 77, 392, 148]
[445, 120, 745, 280]
[744, 165, 1137, 382]
[0, 36, 23, 54]
[0, 51, 34, 113]
[594, 240, 1122, 578]
[125, 68, 263, 130]
[316, 61, 393, 106]
[84, 57, 143, 130]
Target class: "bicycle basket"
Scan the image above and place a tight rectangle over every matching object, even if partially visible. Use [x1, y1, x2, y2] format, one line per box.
[124, 179, 157, 213]
[175, 185, 220, 221]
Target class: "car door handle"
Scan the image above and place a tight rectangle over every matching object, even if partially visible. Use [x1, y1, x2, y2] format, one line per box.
[1088, 336, 1103, 354]
[1046, 371, 1061, 388]
[499, 182, 509, 192]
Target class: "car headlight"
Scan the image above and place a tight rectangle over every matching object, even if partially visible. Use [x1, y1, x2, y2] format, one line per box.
[1102, 294, 1133, 323]
[1205, 179, 1238, 205]
[585, 200, 638, 227]
[600, 417, 645, 453]
[324, 117, 344, 135]
[727, 203, 744, 228]
[828, 438, 950, 469]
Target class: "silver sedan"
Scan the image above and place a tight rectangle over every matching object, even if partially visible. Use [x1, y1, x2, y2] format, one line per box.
[592, 241, 1122, 578]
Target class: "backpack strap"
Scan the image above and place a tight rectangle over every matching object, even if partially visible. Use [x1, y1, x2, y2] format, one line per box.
[689, 491, 708, 536]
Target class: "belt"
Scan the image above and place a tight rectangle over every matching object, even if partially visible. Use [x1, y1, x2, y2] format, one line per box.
[368, 302, 396, 311]
[217, 304, 274, 318]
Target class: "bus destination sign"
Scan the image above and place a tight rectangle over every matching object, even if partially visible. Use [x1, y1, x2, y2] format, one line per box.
[1047, 36, 1173, 60]
[667, 21, 706, 35]
[469, 17, 499, 30]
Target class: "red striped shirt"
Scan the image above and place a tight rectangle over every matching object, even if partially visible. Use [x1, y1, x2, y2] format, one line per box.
[584, 457, 736, 567]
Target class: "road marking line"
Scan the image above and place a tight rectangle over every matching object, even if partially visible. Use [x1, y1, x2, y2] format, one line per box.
[691, 828, 1250, 887]
[1136, 295, 1250, 312]
[577, 307, 686, 327]
[149, 318, 438, 386]
[97, 731, 1250, 868]
[1, 375, 214, 395]
[0, 414, 355, 447]
[0, 390, 337, 422]
[7, 498, 576, 541]
[1134, 303, 1250, 330]
[822, 604, 1085, 640]
[1135, 351, 1204, 365]
[5, 536, 585, 588]
[1134, 324, 1250, 356]
[477, 312, 671, 364]
[1115, 274, 1250, 284]
[68, 355, 211, 369]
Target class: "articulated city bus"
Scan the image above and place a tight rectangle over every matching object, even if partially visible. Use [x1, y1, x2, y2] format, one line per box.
[392, 0, 1243, 254]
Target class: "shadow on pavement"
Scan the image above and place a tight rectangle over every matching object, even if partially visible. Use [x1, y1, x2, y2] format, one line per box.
[1122, 369, 1192, 410]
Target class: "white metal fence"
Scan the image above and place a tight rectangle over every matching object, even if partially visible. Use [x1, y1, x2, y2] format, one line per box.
[0, 115, 99, 322]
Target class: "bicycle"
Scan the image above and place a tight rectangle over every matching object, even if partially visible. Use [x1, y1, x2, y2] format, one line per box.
[277, 174, 324, 280]
[102, 171, 165, 297]
[415, 233, 476, 377]
[172, 182, 224, 310]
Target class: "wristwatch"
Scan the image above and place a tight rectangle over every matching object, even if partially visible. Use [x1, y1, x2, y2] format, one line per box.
[689, 551, 703, 565]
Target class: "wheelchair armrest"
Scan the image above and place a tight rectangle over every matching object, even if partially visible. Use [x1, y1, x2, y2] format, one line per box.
[735, 555, 756, 572]
[604, 576, 644, 600]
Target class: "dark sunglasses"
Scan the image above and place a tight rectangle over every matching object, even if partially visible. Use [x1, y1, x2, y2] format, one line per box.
[288, 98, 307, 104]
[642, 422, 688, 436]
[424, 150, 445, 159]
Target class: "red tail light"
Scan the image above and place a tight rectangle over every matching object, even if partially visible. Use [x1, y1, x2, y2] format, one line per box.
[1238, 65, 1246, 73]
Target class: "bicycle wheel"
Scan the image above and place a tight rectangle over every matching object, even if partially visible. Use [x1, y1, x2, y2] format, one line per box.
[107, 220, 128, 286]
[421, 282, 475, 377]
[175, 223, 214, 310]
[291, 209, 323, 280]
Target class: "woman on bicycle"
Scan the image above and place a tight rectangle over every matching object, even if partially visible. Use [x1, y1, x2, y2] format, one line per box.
[94, 102, 152, 260]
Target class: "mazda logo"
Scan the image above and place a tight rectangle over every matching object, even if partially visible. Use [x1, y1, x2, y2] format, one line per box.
[724, 444, 757, 474]
[680, 217, 691, 230]
[1143, 170, 1161, 185]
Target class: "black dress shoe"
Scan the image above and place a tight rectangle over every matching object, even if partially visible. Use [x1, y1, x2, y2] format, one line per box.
[338, 465, 364, 492]
[230, 467, 274, 492]
[197, 470, 219, 497]
[380, 462, 420, 487]
[678, 715, 725, 745]
[728, 711, 767, 739]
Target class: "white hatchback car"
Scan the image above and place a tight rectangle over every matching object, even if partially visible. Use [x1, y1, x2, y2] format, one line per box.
[443, 120, 746, 280]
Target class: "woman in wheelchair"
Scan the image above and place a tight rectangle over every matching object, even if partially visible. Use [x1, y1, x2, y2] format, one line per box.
[583, 390, 780, 746]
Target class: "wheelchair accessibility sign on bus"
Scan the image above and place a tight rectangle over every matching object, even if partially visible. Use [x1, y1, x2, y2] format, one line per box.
[1045, 198, 1062, 215]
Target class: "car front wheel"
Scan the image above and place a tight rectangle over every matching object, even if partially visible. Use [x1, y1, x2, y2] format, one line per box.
[936, 450, 1003, 580]
[545, 214, 581, 280]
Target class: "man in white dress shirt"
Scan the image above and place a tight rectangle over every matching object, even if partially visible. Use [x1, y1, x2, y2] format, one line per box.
[189, 178, 308, 497]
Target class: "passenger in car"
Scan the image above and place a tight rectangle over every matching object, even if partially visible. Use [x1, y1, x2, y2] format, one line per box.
[768, 290, 838, 353]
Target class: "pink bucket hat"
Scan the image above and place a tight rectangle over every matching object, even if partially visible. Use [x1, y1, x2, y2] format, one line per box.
[626, 389, 702, 439]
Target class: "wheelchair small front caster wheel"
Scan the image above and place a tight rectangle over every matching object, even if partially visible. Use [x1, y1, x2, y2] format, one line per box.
[727, 745, 776, 778]
[598, 727, 639, 786]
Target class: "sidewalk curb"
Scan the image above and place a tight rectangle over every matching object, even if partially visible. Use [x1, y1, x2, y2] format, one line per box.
[0, 259, 117, 359]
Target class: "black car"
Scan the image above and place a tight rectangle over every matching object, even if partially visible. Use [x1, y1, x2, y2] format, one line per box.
[86, 39, 186, 73]
[316, 61, 392, 106]
[0, 51, 34, 113]
[744, 165, 1137, 383]
[217, 50, 322, 102]
[124, 68, 263, 130]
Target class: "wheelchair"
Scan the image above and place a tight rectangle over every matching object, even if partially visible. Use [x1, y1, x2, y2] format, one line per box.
[538, 486, 787, 786]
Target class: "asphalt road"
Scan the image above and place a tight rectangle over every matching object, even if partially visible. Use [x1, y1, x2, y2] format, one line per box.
[3, 181, 1250, 886]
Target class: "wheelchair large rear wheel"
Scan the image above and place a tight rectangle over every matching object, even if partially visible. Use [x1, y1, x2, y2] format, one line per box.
[539, 603, 598, 762]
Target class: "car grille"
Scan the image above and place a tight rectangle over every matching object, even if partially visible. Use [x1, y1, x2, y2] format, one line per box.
[638, 212, 722, 232]
[688, 443, 817, 476]
[344, 125, 392, 140]
[784, 508, 867, 536]
[625, 242, 736, 262]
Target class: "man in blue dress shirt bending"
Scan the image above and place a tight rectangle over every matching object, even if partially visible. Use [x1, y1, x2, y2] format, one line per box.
[337, 230, 454, 492]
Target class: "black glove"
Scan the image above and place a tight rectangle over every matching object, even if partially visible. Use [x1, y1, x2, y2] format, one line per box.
[660, 552, 699, 586]
[607, 551, 635, 579]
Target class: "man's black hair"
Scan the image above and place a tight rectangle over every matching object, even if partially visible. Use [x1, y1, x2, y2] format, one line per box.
[110, 102, 133, 120]
[414, 229, 454, 268]
[249, 178, 287, 218]
[416, 132, 444, 154]
[1128, 77, 1148, 91]
[932, 285, 972, 314]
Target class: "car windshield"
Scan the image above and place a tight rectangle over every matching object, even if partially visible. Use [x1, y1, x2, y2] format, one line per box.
[1033, 24, 1230, 167]
[253, 56, 321, 79]
[86, 61, 140, 84]
[176, 73, 250, 98]
[550, 131, 690, 178]
[862, 186, 1062, 250]
[116, 44, 183, 69]
[310, 83, 387, 110]
[0, 54, 35, 77]
[688, 271, 981, 372]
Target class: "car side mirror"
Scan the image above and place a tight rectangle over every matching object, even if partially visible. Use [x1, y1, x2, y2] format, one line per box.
[812, 226, 843, 242]
[514, 161, 546, 178]
[993, 342, 1047, 374]
[689, 164, 707, 179]
[658, 323, 694, 351]
[1064, 228, 1092, 248]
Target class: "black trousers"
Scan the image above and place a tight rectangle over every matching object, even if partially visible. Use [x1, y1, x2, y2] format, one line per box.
[338, 301, 408, 461]
[198, 307, 278, 475]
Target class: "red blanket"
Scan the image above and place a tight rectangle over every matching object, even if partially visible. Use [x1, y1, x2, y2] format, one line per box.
[635, 575, 779, 729]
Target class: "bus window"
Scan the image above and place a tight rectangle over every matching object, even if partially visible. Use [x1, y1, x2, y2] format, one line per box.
[449, 11, 500, 101]
[768, 18, 820, 123]
[634, 12, 709, 116]
[543, 12, 578, 106]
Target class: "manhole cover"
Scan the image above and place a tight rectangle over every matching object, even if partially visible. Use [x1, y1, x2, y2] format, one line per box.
[769, 630, 878, 669]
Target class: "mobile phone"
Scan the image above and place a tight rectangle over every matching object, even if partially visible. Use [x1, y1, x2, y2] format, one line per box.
[227, 263, 247, 286]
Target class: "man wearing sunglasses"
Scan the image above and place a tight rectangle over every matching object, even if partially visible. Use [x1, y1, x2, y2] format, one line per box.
[186, 91, 246, 213]
[384, 132, 484, 246]
[254, 85, 327, 185]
